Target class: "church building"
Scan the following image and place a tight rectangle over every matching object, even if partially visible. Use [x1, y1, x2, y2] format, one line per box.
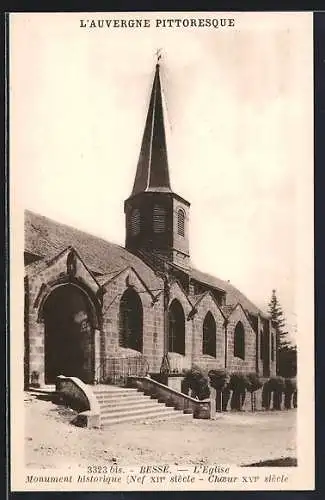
[24, 60, 276, 389]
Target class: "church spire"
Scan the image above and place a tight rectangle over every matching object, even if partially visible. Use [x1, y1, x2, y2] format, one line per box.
[131, 58, 172, 196]
[125, 54, 190, 269]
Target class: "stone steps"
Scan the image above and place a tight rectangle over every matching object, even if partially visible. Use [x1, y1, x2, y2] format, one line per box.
[100, 407, 183, 426]
[99, 399, 161, 412]
[95, 394, 155, 405]
[93, 388, 139, 397]
[95, 392, 150, 401]
[93, 385, 186, 427]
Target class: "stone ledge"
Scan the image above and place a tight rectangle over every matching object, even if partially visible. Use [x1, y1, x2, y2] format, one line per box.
[56, 375, 101, 427]
[72, 410, 100, 429]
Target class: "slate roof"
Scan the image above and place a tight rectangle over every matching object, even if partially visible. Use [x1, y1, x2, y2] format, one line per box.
[24, 210, 163, 291]
[191, 268, 266, 317]
[25, 209, 267, 318]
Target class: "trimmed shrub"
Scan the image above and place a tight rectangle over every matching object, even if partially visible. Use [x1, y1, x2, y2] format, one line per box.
[262, 380, 272, 410]
[229, 372, 250, 392]
[246, 373, 263, 412]
[246, 373, 263, 393]
[284, 378, 297, 409]
[208, 369, 230, 391]
[208, 370, 230, 412]
[285, 377, 297, 392]
[222, 387, 231, 411]
[268, 376, 286, 392]
[268, 376, 285, 410]
[229, 373, 249, 410]
[183, 365, 210, 400]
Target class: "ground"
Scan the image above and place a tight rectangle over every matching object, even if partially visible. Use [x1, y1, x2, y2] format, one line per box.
[25, 393, 296, 469]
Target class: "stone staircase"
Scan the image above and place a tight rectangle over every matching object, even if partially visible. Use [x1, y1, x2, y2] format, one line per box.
[92, 385, 184, 426]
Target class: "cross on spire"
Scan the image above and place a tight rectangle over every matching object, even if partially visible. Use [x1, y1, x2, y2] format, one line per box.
[155, 48, 162, 64]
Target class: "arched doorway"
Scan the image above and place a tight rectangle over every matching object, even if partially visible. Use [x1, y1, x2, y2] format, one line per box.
[119, 288, 143, 352]
[43, 284, 96, 384]
[168, 299, 185, 355]
[202, 312, 216, 357]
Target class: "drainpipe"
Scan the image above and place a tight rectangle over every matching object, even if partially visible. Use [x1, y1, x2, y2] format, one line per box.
[224, 318, 229, 370]
[24, 276, 30, 390]
[159, 266, 170, 377]
[256, 314, 261, 376]
[163, 273, 169, 357]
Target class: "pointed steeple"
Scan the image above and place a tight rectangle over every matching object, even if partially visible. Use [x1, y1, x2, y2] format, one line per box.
[125, 56, 190, 269]
[131, 62, 172, 196]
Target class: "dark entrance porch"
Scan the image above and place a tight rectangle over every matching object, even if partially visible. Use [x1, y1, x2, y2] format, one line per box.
[43, 284, 95, 384]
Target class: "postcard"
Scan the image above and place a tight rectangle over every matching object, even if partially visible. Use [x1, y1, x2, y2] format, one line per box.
[9, 11, 314, 491]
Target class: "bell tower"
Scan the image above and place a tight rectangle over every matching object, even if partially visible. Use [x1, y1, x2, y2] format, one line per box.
[124, 57, 190, 269]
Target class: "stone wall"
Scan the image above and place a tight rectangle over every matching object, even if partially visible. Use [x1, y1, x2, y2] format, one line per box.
[168, 281, 193, 367]
[25, 249, 101, 386]
[172, 197, 190, 268]
[226, 305, 256, 374]
[26, 274, 46, 386]
[102, 267, 164, 373]
[24, 249, 275, 388]
[192, 292, 226, 371]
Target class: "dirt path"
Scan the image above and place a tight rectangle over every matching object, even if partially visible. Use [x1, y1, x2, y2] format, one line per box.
[25, 394, 296, 469]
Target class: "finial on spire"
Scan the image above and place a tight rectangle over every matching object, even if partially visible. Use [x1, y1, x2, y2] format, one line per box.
[155, 48, 162, 65]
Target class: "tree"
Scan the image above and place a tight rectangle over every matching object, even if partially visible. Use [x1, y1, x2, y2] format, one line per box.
[268, 289, 296, 377]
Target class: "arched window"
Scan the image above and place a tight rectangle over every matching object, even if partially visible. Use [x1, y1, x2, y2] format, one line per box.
[177, 209, 185, 237]
[130, 208, 140, 235]
[168, 299, 185, 355]
[119, 288, 143, 352]
[234, 321, 245, 360]
[153, 204, 166, 233]
[202, 312, 216, 357]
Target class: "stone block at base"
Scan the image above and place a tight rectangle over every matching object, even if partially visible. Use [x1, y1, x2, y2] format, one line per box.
[193, 401, 210, 419]
[167, 376, 185, 393]
[72, 410, 100, 429]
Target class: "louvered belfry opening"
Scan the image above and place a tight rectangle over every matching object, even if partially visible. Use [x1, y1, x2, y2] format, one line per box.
[168, 299, 185, 355]
[119, 288, 143, 352]
[177, 209, 185, 237]
[130, 208, 141, 235]
[153, 204, 166, 233]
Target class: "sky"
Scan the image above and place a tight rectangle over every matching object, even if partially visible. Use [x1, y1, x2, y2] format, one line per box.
[10, 12, 313, 338]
